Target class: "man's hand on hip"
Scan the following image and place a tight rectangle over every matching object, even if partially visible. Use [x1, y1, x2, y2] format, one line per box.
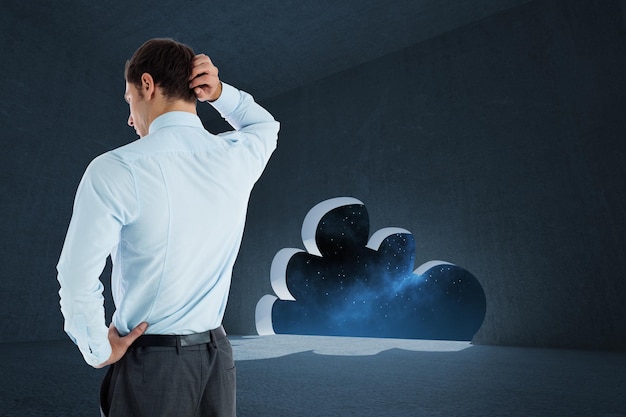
[96, 322, 148, 369]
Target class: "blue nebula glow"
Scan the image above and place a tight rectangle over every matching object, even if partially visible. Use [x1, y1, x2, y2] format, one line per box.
[271, 202, 486, 340]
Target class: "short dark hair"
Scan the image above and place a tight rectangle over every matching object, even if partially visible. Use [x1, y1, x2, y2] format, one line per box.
[125, 38, 196, 102]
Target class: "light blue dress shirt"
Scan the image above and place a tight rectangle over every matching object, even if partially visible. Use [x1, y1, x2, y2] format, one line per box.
[57, 83, 279, 366]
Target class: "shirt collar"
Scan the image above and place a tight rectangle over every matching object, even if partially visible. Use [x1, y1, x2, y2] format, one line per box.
[148, 111, 204, 134]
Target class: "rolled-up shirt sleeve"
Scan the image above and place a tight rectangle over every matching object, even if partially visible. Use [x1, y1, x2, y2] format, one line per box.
[57, 153, 137, 367]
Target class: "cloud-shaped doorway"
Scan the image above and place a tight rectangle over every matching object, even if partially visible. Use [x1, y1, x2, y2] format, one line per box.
[256, 197, 486, 340]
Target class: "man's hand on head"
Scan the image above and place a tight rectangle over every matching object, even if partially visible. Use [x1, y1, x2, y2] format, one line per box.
[189, 54, 222, 102]
[95, 322, 148, 369]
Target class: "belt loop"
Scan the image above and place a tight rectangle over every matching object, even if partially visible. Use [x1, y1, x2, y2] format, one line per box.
[176, 335, 182, 354]
[210, 329, 217, 349]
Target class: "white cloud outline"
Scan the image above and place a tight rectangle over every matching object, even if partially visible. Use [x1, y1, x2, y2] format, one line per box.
[301, 196, 363, 256]
[255, 196, 456, 336]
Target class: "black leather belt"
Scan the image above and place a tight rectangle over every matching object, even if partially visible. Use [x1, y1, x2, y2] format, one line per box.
[130, 325, 226, 348]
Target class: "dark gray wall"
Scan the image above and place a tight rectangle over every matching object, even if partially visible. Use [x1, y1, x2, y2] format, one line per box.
[224, 0, 626, 350]
[0, 11, 131, 342]
[1, 0, 625, 350]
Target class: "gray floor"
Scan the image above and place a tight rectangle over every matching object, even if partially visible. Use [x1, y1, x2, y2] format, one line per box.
[1, 335, 624, 416]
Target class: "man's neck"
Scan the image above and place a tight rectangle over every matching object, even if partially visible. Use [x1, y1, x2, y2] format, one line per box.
[148, 98, 197, 128]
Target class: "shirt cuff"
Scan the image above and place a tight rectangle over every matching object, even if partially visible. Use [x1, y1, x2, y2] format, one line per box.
[83, 335, 112, 367]
[209, 82, 240, 118]
[69, 314, 112, 367]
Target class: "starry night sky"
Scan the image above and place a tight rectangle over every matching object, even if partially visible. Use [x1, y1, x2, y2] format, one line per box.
[270, 201, 486, 341]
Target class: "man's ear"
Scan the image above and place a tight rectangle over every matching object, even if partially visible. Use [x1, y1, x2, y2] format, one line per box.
[140, 73, 155, 99]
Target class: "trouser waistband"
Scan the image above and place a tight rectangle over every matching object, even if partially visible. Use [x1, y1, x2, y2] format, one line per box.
[130, 325, 226, 349]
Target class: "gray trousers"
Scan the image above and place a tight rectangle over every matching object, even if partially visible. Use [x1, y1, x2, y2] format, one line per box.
[100, 334, 236, 417]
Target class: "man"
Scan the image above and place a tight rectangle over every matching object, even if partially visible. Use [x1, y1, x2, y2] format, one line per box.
[57, 38, 279, 416]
